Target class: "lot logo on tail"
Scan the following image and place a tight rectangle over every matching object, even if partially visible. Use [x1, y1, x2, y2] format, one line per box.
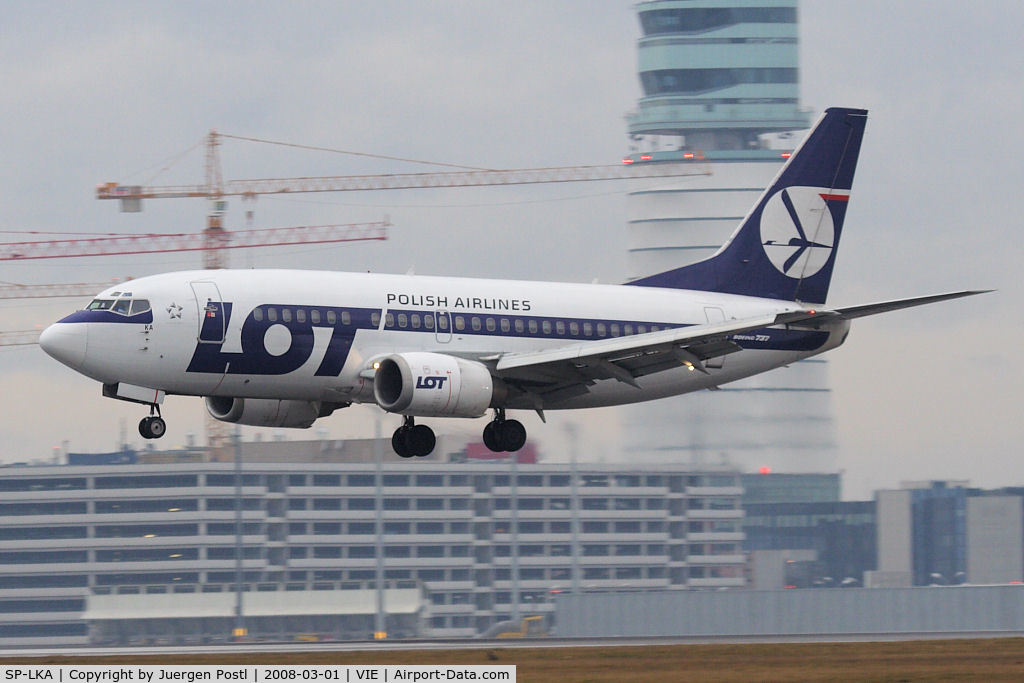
[760, 186, 841, 278]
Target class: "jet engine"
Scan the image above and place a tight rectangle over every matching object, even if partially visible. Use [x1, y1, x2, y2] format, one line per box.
[373, 352, 503, 417]
[205, 397, 339, 429]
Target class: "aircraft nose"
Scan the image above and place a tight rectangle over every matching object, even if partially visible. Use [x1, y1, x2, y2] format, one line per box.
[39, 323, 88, 368]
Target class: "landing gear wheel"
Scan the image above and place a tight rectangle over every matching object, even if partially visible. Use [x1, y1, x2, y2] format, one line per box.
[408, 424, 436, 457]
[139, 416, 166, 440]
[392, 427, 414, 458]
[147, 416, 167, 439]
[392, 418, 436, 458]
[138, 404, 166, 440]
[483, 421, 503, 452]
[482, 410, 527, 453]
[497, 419, 526, 452]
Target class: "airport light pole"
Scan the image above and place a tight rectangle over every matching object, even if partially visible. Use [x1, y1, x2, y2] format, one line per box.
[232, 426, 246, 640]
[510, 451, 520, 623]
[374, 413, 386, 639]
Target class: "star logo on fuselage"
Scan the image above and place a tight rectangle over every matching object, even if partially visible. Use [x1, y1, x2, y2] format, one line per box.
[167, 303, 183, 319]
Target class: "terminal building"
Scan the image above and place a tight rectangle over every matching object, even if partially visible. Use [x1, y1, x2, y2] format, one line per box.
[0, 441, 745, 647]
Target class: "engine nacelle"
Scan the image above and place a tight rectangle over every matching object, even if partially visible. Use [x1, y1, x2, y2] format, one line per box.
[373, 352, 501, 417]
[205, 397, 336, 429]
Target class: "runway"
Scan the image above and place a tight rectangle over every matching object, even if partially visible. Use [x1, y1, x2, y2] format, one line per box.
[4, 631, 1024, 659]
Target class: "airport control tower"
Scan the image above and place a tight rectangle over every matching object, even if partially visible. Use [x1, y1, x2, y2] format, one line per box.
[621, 1, 837, 472]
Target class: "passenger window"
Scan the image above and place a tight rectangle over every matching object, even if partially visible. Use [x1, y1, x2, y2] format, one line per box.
[486, 318, 496, 332]
[311, 310, 321, 324]
[254, 307, 264, 322]
[638, 325, 648, 334]
[129, 299, 151, 315]
[341, 311, 351, 325]
[611, 323, 621, 337]
[500, 319, 510, 333]
[514, 319, 525, 333]
[651, 325, 660, 332]
[455, 316, 465, 331]
[113, 299, 131, 315]
[397, 313, 408, 328]
[424, 315, 435, 330]
[411, 314, 421, 329]
[469, 317, 480, 331]
[385, 313, 395, 328]
[296, 309, 306, 323]
[371, 312, 381, 327]
[437, 316, 448, 331]
[282, 309, 292, 323]
[597, 322, 607, 337]
[583, 322, 593, 336]
[268, 308, 278, 322]
[528, 320, 538, 334]
[624, 324, 634, 336]
[542, 320, 552, 334]
[556, 321, 566, 335]
[569, 322, 580, 336]
[327, 310, 337, 325]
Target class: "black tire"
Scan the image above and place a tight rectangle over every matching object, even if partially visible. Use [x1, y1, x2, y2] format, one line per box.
[482, 421, 503, 452]
[392, 427, 414, 458]
[138, 417, 153, 439]
[148, 416, 167, 439]
[408, 424, 436, 457]
[498, 419, 527, 452]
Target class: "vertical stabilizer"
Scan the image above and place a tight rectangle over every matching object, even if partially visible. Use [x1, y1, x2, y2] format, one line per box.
[628, 107, 868, 304]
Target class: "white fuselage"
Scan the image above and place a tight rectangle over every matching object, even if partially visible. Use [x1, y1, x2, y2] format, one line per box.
[43, 268, 848, 413]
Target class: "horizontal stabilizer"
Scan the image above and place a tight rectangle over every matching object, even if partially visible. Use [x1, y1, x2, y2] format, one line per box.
[830, 290, 992, 320]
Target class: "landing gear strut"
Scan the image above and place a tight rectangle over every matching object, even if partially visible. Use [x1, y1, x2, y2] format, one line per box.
[482, 408, 527, 453]
[392, 416, 436, 458]
[138, 405, 166, 440]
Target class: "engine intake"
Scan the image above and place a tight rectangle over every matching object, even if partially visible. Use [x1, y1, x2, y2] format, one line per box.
[373, 352, 501, 417]
[205, 397, 339, 429]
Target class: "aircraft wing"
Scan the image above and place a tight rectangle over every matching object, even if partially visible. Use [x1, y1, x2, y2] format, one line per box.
[487, 310, 823, 398]
[487, 290, 990, 403]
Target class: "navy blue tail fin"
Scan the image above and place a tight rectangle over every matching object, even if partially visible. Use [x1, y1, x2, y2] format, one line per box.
[628, 107, 868, 304]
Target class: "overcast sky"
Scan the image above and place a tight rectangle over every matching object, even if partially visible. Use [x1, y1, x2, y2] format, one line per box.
[1, 2, 1020, 499]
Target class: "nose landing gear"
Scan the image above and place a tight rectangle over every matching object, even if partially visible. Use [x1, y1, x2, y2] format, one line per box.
[482, 408, 527, 453]
[138, 405, 166, 440]
[392, 416, 436, 458]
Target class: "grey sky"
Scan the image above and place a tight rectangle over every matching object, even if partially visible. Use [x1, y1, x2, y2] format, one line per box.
[1, 2, 1020, 499]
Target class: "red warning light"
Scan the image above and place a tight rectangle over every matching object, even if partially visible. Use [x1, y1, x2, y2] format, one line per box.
[622, 157, 634, 165]
[759, 466, 772, 475]
[640, 154, 652, 161]
[780, 152, 792, 158]
[683, 152, 694, 159]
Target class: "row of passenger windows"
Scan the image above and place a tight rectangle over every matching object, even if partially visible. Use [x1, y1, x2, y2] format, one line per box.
[386, 310, 672, 338]
[252, 307, 356, 326]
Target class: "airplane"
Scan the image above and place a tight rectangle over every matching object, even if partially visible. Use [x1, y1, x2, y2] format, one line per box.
[40, 107, 987, 458]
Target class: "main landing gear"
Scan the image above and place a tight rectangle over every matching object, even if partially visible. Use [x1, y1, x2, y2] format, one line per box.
[482, 408, 527, 453]
[138, 405, 166, 440]
[392, 416, 436, 458]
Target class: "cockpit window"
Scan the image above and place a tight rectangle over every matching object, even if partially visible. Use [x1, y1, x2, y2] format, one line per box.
[129, 299, 151, 315]
[88, 299, 115, 311]
[86, 297, 151, 316]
